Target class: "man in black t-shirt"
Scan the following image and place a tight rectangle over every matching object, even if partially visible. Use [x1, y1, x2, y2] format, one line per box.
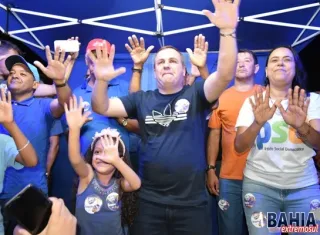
[89, 1, 240, 234]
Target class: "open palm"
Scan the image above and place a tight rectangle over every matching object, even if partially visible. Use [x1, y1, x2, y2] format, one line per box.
[64, 95, 92, 130]
[277, 86, 309, 129]
[250, 86, 277, 126]
[203, 0, 240, 30]
[100, 133, 120, 165]
[87, 43, 126, 82]
[187, 34, 208, 68]
[34, 46, 71, 82]
[125, 35, 154, 66]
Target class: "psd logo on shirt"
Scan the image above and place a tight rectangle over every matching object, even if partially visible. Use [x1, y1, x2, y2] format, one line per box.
[256, 121, 303, 150]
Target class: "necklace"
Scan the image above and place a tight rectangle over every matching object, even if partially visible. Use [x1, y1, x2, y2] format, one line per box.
[92, 177, 119, 196]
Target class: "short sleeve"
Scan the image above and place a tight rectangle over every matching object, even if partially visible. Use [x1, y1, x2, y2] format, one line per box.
[307, 93, 320, 121]
[208, 109, 221, 129]
[3, 135, 23, 170]
[40, 98, 54, 118]
[50, 120, 63, 136]
[235, 96, 255, 129]
[119, 91, 143, 119]
[194, 80, 215, 105]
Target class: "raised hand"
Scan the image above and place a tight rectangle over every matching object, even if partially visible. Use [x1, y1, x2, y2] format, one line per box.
[186, 34, 208, 68]
[34, 46, 71, 84]
[100, 131, 121, 165]
[64, 95, 92, 130]
[250, 86, 278, 126]
[125, 35, 154, 67]
[87, 42, 126, 82]
[203, 0, 240, 31]
[276, 86, 310, 130]
[0, 88, 13, 124]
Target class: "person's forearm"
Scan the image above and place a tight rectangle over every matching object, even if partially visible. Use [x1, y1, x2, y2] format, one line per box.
[235, 122, 263, 153]
[207, 130, 221, 166]
[68, 128, 82, 165]
[113, 159, 141, 190]
[46, 143, 59, 173]
[129, 63, 143, 93]
[34, 84, 57, 97]
[55, 83, 72, 108]
[204, 30, 237, 102]
[117, 118, 140, 134]
[199, 66, 209, 79]
[92, 80, 109, 115]
[296, 122, 320, 150]
[4, 122, 37, 166]
[129, 72, 142, 93]
[216, 29, 237, 82]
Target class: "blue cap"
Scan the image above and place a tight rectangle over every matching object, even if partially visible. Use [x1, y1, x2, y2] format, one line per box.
[5, 55, 40, 82]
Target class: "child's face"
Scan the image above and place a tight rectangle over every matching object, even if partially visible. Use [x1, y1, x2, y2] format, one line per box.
[92, 139, 115, 175]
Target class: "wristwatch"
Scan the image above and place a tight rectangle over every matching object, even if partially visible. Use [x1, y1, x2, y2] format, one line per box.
[206, 165, 216, 172]
[121, 118, 128, 127]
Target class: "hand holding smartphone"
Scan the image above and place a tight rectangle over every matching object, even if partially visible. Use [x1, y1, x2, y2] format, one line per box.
[10, 190, 77, 235]
[5, 184, 52, 235]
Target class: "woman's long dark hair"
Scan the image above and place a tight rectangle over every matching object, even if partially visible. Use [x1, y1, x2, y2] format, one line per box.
[72, 136, 138, 226]
[264, 46, 308, 91]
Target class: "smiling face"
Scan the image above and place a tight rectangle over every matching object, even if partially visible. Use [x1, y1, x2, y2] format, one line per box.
[7, 64, 38, 95]
[154, 47, 186, 91]
[265, 47, 296, 88]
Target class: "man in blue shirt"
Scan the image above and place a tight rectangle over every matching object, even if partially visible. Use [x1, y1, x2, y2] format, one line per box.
[72, 38, 129, 155]
[0, 47, 73, 234]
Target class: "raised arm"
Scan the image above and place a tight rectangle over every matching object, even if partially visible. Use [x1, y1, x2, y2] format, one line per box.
[202, 0, 240, 102]
[64, 95, 92, 179]
[46, 135, 59, 174]
[0, 89, 37, 167]
[34, 46, 73, 118]
[90, 42, 128, 117]
[125, 35, 154, 93]
[34, 84, 56, 97]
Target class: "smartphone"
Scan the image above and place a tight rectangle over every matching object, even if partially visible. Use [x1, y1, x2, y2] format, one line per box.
[4, 184, 52, 235]
[54, 40, 79, 52]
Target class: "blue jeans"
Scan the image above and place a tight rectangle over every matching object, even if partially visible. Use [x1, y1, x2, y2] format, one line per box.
[242, 177, 320, 235]
[130, 199, 210, 235]
[217, 178, 248, 235]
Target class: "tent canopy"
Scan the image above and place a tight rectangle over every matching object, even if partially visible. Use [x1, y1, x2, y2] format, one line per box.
[0, 0, 320, 58]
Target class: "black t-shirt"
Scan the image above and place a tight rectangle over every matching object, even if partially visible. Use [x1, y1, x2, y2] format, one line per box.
[120, 80, 212, 206]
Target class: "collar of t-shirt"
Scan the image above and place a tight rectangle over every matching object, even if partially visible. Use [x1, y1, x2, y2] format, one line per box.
[11, 96, 35, 107]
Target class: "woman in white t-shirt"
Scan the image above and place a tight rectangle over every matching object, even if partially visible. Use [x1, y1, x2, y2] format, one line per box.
[235, 46, 320, 235]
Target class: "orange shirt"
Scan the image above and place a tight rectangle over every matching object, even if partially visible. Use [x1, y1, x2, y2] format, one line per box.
[208, 85, 262, 180]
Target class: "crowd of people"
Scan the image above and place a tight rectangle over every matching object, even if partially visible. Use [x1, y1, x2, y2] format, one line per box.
[0, 0, 320, 235]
